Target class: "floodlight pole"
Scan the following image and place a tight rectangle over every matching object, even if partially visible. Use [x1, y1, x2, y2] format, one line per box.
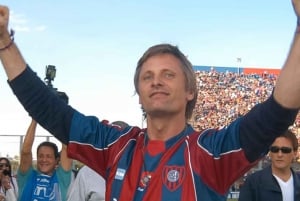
[236, 57, 242, 75]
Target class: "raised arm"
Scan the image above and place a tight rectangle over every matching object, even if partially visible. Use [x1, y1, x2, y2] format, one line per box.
[0, 5, 74, 145]
[59, 144, 72, 171]
[19, 119, 37, 173]
[273, 0, 300, 109]
[0, 6, 26, 80]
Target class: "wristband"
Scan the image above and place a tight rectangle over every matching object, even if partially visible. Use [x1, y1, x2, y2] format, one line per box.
[0, 29, 15, 51]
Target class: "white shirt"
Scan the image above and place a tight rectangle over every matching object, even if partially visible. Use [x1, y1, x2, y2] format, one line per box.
[0, 176, 18, 201]
[67, 166, 106, 201]
[273, 174, 294, 201]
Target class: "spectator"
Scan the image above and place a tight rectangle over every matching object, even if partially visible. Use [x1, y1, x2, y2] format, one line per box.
[67, 120, 128, 201]
[0, 157, 17, 201]
[239, 130, 300, 201]
[17, 119, 72, 201]
[1, 2, 300, 200]
[67, 165, 105, 201]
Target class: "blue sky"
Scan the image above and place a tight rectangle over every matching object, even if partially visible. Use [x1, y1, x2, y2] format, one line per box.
[0, 0, 297, 157]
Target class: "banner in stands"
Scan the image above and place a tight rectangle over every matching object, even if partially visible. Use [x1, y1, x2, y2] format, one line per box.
[193, 65, 281, 76]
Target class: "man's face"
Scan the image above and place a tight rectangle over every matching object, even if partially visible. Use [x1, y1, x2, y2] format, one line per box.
[37, 146, 58, 175]
[138, 54, 194, 118]
[269, 137, 297, 171]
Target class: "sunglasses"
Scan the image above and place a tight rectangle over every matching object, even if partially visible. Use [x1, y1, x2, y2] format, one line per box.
[269, 146, 293, 154]
[0, 163, 9, 169]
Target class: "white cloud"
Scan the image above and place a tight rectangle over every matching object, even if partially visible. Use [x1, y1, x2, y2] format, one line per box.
[9, 10, 47, 32]
[10, 13, 27, 23]
[12, 25, 30, 32]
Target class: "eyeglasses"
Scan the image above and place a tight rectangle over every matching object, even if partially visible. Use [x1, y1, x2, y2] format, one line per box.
[0, 163, 9, 169]
[269, 146, 293, 154]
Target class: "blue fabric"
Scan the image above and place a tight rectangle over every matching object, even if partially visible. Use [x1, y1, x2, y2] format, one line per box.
[8, 65, 300, 201]
[239, 165, 300, 201]
[17, 166, 71, 201]
[19, 169, 60, 201]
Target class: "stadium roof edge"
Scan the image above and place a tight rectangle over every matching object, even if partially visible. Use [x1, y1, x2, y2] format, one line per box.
[193, 65, 281, 75]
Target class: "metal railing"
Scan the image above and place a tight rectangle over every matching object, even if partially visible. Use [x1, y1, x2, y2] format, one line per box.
[0, 134, 60, 158]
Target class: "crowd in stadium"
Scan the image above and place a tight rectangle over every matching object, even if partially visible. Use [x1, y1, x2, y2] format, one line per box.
[191, 68, 300, 198]
[191, 68, 300, 135]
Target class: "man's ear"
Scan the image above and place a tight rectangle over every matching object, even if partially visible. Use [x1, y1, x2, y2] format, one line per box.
[294, 150, 299, 161]
[186, 90, 194, 101]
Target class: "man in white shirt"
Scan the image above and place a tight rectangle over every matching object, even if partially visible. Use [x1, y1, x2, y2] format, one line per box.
[67, 165, 105, 201]
[239, 130, 300, 201]
[67, 120, 128, 201]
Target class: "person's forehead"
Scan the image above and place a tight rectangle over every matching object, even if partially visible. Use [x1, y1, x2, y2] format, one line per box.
[38, 146, 55, 153]
[141, 54, 182, 70]
[272, 137, 292, 146]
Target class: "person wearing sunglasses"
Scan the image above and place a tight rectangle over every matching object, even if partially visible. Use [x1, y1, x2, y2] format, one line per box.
[239, 130, 300, 201]
[2, 1, 300, 200]
[0, 157, 18, 201]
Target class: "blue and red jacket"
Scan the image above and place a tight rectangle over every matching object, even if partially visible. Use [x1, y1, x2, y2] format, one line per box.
[9, 67, 298, 201]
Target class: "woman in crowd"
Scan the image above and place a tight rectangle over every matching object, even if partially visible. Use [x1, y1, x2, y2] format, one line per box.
[0, 157, 18, 201]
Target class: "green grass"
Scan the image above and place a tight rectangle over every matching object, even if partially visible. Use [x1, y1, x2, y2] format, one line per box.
[227, 199, 238, 201]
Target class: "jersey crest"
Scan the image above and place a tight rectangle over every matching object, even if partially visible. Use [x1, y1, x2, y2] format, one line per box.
[162, 165, 185, 191]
